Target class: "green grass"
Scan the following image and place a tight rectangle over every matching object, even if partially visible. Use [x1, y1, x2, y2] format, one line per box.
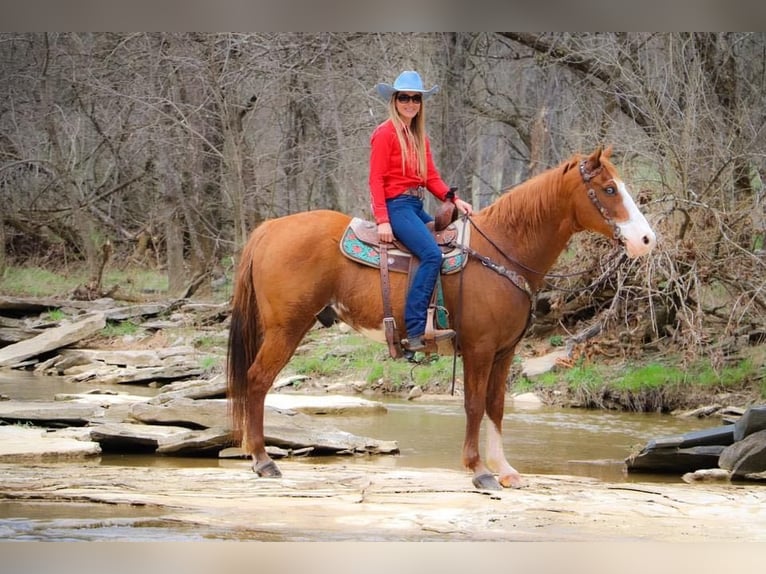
[613, 363, 685, 392]
[199, 356, 220, 371]
[0, 266, 77, 297]
[690, 358, 759, 388]
[518, 356, 761, 396]
[45, 308, 68, 322]
[285, 330, 463, 391]
[548, 335, 565, 347]
[101, 320, 141, 338]
[193, 334, 228, 352]
[0, 264, 170, 298]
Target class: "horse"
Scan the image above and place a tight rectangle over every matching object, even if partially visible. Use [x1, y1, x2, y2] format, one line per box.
[227, 146, 657, 490]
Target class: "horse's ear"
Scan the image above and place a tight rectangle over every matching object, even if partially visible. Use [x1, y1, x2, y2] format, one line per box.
[586, 146, 603, 169]
[602, 145, 613, 160]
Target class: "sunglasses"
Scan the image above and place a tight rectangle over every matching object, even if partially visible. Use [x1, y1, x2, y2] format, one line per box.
[395, 93, 422, 104]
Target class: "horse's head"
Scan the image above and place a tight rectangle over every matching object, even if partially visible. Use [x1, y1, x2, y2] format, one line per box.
[575, 147, 656, 258]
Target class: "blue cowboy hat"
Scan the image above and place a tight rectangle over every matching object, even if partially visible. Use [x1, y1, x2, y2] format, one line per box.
[374, 70, 440, 101]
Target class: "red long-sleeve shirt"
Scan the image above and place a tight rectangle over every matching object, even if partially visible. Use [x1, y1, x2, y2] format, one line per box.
[368, 119, 452, 224]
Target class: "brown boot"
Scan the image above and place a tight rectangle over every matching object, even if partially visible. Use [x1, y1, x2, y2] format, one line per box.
[403, 329, 455, 352]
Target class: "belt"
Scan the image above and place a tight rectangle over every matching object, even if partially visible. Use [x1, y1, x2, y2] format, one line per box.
[401, 186, 426, 200]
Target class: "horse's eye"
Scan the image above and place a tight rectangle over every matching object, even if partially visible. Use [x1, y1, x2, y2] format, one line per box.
[604, 186, 616, 196]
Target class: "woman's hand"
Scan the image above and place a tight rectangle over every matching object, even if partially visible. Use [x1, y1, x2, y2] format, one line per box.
[377, 222, 394, 243]
[454, 198, 474, 216]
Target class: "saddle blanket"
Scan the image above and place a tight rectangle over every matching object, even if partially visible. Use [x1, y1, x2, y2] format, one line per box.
[339, 217, 470, 275]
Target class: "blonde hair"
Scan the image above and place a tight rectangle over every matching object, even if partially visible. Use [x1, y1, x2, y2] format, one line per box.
[387, 94, 427, 178]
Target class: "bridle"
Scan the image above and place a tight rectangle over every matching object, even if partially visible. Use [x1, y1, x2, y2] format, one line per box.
[579, 159, 624, 244]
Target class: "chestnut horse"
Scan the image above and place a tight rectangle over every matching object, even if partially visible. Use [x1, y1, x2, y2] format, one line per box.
[227, 146, 656, 490]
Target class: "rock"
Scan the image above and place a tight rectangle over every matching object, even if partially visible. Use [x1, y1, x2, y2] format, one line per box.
[511, 392, 543, 407]
[325, 382, 353, 394]
[128, 397, 398, 456]
[0, 426, 101, 460]
[0, 400, 104, 427]
[56, 348, 174, 368]
[273, 374, 311, 389]
[719, 405, 746, 419]
[718, 428, 766, 478]
[64, 363, 204, 385]
[264, 394, 387, 415]
[102, 303, 169, 321]
[521, 349, 567, 377]
[681, 468, 731, 483]
[0, 312, 107, 368]
[54, 390, 152, 407]
[733, 405, 766, 441]
[407, 386, 423, 400]
[672, 404, 722, 418]
[89, 422, 192, 453]
[155, 374, 227, 400]
[155, 427, 234, 456]
[3, 460, 765, 542]
[625, 445, 726, 474]
[130, 397, 226, 428]
[644, 425, 734, 450]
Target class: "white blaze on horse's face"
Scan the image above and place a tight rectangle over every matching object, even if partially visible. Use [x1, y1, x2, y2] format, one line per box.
[614, 180, 657, 258]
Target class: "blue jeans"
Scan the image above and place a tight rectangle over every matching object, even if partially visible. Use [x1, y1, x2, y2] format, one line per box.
[386, 195, 442, 338]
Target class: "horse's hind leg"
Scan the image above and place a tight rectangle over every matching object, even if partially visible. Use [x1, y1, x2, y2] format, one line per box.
[485, 352, 524, 488]
[244, 324, 314, 478]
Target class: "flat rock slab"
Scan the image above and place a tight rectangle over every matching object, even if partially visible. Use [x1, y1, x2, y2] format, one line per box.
[521, 349, 567, 377]
[264, 394, 387, 415]
[89, 422, 193, 453]
[0, 312, 107, 368]
[0, 427, 101, 460]
[0, 460, 764, 541]
[0, 400, 105, 426]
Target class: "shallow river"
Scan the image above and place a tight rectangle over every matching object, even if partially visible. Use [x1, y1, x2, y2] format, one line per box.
[0, 370, 734, 541]
[0, 369, 720, 483]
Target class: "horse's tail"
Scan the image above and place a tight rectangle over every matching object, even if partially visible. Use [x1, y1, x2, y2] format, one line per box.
[226, 236, 262, 445]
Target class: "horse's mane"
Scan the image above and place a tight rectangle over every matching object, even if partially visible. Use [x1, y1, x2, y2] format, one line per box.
[480, 154, 583, 232]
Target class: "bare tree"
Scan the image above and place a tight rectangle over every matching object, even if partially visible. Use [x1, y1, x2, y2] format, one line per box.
[1, 32, 764, 361]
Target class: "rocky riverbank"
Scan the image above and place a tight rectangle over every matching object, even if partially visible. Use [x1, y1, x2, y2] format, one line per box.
[2, 458, 765, 541]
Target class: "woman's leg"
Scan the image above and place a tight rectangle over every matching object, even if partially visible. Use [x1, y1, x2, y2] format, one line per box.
[387, 196, 443, 338]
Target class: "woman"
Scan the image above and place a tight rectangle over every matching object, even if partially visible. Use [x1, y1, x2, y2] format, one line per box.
[369, 70, 473, 352]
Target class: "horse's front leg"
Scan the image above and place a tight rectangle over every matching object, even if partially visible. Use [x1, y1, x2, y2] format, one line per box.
[485, 352, 524, 488]
[461, 352, 502, 490]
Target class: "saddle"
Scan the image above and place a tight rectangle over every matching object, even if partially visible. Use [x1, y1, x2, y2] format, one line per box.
[340, 217, 470, 275]
[339, 211, 471, 359]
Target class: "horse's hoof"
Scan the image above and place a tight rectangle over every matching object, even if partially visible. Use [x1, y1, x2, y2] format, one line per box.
[472, 472, 502, 491]
[499, 474, 525, 489]
[252, 459, 282, 478]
